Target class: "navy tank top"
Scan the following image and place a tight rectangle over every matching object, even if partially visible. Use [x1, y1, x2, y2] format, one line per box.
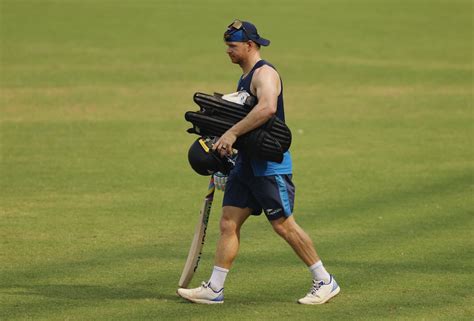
[237, 60, 285, 122]
[234, 60, 292, 176]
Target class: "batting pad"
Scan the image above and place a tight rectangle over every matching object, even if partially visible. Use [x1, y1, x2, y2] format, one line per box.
[185, 92, 292, 163]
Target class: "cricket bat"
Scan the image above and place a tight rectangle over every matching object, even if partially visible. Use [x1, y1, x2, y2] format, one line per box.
[178, 177, 215, 288]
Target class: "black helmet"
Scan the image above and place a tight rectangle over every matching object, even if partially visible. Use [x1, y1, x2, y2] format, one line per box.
[188, 137, 235, 175]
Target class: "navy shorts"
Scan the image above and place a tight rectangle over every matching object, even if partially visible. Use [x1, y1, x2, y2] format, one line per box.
[222, 166, 295, 221]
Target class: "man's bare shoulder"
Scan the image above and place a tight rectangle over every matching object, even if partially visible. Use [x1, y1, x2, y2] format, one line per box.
[253, 64, 280, 80]
[251, 64, 281, 97]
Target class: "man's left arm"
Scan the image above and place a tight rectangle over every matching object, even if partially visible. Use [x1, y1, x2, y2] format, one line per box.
[213, 66, 281, 156]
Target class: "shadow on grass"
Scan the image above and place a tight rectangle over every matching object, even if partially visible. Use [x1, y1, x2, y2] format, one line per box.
[1, 171, 471, 319]
[314, 170, 472, 221]
[0, 282, 180, 320]
[11, 284, 176, 301]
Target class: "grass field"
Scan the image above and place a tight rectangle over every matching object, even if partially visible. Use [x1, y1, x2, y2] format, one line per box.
[1, 0, 473, 320]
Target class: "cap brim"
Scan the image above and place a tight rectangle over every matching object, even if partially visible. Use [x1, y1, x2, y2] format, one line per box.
[254, 37, 270, 46]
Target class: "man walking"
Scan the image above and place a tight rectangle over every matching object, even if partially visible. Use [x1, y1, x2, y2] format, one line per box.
[177, 20, 340, 305]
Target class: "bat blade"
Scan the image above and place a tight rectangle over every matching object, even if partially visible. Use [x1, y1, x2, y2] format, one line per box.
[178, 177, 215, 288]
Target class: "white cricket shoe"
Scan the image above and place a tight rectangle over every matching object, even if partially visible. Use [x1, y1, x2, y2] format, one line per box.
[298, 275, 340, 305]
[177, 281, 224, 304]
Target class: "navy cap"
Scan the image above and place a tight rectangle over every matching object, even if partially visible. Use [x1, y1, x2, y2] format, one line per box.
[224, 20, 270, 46]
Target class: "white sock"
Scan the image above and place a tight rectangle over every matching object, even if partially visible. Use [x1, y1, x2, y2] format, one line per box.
[309, 260, 331, 283]
[208, 266, 229, 291]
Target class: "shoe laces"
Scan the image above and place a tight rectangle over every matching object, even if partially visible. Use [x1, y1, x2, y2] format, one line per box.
[201, 281, 222, 293]
[310, 279, 324, 295]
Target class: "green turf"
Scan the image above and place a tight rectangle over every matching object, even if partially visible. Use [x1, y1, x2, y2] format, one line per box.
[1, 0, 473, 320]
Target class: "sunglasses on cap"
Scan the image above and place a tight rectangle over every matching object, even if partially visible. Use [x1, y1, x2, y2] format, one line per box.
[224, 19, 250, 41]
[228, 19, 244, 30]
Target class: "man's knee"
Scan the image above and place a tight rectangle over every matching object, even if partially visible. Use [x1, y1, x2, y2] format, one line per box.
[271, 216, 295, 239]
[219, 214, 238, 235]
[219, 206, 250, 235]
[272, 223, 288, 239]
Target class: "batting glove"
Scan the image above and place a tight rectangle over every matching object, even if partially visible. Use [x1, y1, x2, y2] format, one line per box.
[214, 172, 228, 192]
